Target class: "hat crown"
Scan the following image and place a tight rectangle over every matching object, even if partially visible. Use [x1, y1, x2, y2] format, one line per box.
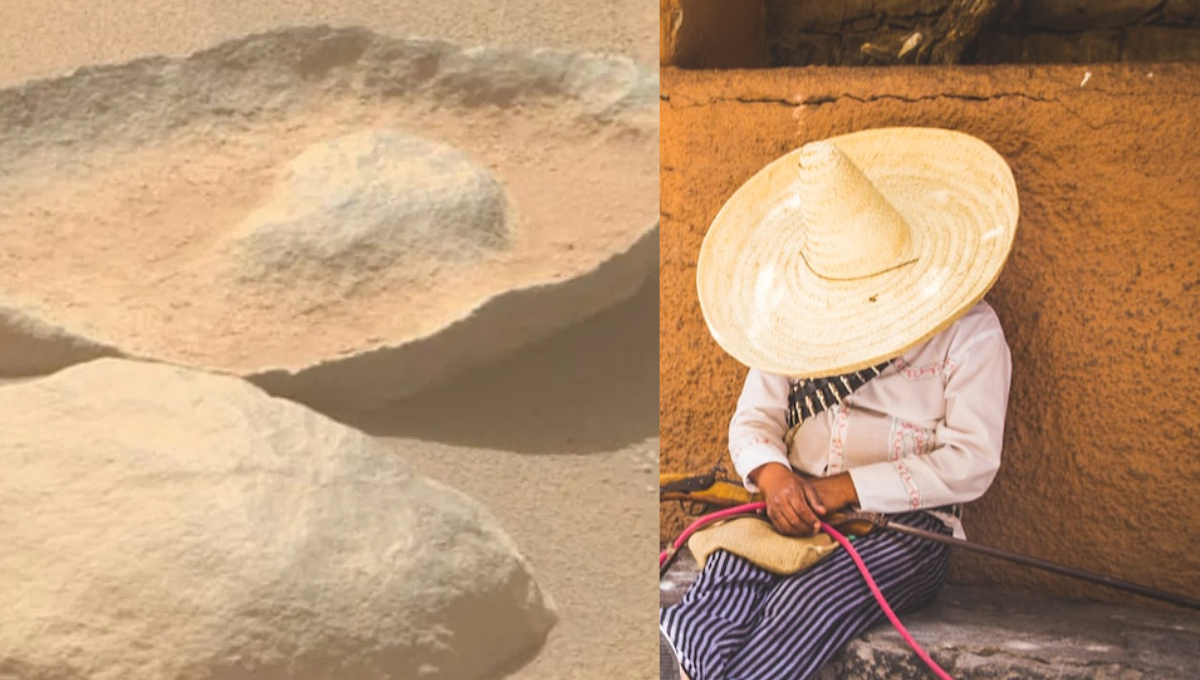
[797, 141, 917, 280]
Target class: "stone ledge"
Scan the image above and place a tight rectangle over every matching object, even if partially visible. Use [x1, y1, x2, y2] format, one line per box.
[660, 551, 1200, 680]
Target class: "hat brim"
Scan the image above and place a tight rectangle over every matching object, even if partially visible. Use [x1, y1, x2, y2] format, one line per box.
[696, 127, 1018, 378]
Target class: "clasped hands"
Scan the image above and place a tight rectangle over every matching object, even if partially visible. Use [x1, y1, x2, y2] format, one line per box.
[749, 463, 860, 537]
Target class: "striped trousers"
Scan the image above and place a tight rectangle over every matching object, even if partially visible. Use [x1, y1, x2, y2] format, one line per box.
[660, 511, 952, 680]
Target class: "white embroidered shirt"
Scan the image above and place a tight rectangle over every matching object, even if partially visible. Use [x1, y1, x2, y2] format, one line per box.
[727, 301, 1013, 538]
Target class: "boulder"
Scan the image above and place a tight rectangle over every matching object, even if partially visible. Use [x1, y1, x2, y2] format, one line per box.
[0, 25, 659, 412]
[0, 358, 556, 680]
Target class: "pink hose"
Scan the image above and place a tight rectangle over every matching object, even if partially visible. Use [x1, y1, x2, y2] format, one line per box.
[821, 520, 955, 680]
[659, 502, 767, 568]
[661, 502, 955, 680]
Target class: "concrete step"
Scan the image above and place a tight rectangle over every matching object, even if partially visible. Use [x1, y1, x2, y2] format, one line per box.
[660, 550, 1200, 679]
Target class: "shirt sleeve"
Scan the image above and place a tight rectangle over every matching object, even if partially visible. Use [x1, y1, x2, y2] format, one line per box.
[847, 325, 1013, 512]
[727, 368, 794, 493]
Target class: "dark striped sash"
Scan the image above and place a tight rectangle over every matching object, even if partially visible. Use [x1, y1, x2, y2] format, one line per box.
[785, 360, 892, 430]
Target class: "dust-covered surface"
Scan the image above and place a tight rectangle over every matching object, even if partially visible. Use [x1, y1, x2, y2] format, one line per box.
[0, 27, 658, 410]
[0, 4, 659, 680]
[396, 438, 661, 680]
[0, 359, 558, 680]
[0, 0, 657, 88]
[337, 275, 661, 679]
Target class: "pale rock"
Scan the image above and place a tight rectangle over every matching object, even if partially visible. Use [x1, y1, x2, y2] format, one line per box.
[0, 27, 659, 411]
[222, 130, 512, 295]
[0, 358, 556, 680]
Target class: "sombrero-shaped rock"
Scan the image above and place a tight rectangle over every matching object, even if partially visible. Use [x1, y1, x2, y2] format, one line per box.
[0, 26, 658, 410]
[697, 127, 1018, 378]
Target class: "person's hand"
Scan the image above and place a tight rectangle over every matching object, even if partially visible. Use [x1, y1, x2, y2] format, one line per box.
[750, 463, 827, 536]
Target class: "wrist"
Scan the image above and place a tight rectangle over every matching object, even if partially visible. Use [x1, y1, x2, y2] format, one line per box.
[748, 462, 792, 489]
[810, 473, 859, 511]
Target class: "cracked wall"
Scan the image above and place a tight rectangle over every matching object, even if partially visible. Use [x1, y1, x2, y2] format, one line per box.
[660, 63, 1200, 606]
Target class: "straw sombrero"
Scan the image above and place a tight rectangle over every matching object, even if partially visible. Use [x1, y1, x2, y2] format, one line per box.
[696, 127, 1019, 378]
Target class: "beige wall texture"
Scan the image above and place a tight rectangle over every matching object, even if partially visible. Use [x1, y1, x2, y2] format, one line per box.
[660, 63, 1200, 606]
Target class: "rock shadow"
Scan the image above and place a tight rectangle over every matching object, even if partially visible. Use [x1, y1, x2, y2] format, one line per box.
[329, 274, 659, 455]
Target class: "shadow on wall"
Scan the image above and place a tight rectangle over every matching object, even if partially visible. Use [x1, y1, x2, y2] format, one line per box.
[330, 274, 660, 455]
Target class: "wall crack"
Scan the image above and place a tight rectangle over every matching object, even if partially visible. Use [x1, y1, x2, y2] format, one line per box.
[662, 91, 1055, 109]
[802, 92, 1051, 105]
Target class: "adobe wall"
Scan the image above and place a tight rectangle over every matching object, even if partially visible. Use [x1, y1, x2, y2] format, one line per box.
[660, 63, 1200, 604]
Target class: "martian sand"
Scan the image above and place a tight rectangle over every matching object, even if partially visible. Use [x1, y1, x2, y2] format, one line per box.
[0, 7, 658, 680]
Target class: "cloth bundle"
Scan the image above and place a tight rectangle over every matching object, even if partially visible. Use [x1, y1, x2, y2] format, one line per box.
[687, 516, 840, 576]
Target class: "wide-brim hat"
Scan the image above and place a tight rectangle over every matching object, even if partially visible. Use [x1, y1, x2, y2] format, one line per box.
[696, 127, 1019, 378]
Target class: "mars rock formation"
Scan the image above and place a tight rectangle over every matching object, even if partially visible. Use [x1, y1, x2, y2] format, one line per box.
[0, 25, 659, 412]
[0, 24, 658, 680]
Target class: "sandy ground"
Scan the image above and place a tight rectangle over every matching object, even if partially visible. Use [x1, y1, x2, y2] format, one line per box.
[339, 278, 660, 680]
[0, 1, 656, 88]
[0, 3, 658, 679]
[394, 440, 659, 680]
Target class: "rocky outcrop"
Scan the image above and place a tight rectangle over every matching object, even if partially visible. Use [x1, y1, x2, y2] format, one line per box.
[0, 26, 658, 412]
[0, 358, 556, 680]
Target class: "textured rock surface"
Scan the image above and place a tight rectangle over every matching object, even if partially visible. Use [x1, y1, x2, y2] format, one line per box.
[660, 64, 1200, 604]
[0, 26, 658, 411]
[401, 435, 662, 680]
[0, 0, 658, 89]
[661, 552, 1200, 680]
[223, 130, 511, 292]
[0, 358, 556, 680]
